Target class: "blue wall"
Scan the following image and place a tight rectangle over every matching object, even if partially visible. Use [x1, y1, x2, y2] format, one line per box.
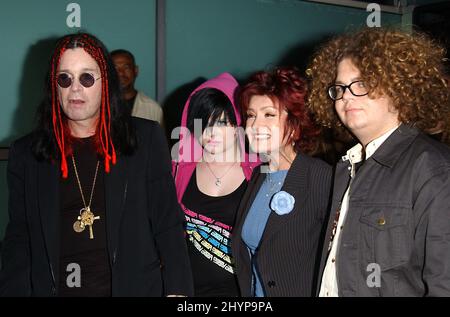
[0, 0, 402, 239]
[166, 0, 401, 94]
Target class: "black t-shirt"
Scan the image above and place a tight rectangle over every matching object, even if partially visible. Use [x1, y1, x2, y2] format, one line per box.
[181, 170, 247, 297]
[58, 137, 111, 297]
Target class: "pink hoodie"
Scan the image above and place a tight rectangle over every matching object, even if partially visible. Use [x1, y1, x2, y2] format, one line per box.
[171, 73, 259, 203]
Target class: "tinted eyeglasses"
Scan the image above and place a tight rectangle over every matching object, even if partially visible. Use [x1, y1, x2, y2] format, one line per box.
[328, 80, 369, 101]
[57, 73, 101, 88]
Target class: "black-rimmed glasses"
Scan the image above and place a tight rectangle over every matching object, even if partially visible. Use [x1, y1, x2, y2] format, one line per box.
[328, 80, 368, 100]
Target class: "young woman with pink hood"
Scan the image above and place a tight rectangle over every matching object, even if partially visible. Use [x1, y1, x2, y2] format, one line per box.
[172, 73, 259, 296]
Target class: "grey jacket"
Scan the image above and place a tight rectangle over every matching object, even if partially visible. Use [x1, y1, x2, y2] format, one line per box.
[318, 124, 450, 296]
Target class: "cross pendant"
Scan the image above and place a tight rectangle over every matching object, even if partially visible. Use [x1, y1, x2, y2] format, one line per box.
[87, 215, 100, 239]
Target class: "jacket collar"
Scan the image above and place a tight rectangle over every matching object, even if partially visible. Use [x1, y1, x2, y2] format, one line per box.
[370, 124, 419, 168]
[337, 124, 420, 169]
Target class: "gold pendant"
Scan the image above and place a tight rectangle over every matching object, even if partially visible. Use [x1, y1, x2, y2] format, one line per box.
[80, 208, 95, 226]
[76, 207, 100, 239]
[73, 220, 85, 233]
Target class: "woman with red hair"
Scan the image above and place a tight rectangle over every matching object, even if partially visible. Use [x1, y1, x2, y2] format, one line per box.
[231, 67, 332, 296]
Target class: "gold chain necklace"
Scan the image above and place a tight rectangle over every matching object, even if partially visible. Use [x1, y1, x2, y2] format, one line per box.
[204, 161, 237, 187]
[71, 155, 101, 239]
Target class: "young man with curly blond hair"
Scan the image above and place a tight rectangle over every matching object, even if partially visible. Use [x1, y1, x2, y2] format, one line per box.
[307, 27, 450, 297]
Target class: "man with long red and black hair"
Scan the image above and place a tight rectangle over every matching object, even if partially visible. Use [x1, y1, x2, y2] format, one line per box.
[0, 33, 193, 297]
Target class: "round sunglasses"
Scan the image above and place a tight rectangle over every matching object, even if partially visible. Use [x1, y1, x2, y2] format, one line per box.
[57, 72, 101, 88]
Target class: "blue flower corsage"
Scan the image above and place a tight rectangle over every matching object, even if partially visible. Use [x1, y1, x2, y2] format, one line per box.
[270, 191, 295, 215]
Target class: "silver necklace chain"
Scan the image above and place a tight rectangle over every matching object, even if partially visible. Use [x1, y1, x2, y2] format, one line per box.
[204, 161, 237, 186]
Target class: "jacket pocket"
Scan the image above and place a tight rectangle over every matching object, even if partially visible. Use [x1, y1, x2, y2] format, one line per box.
[359, 206, 411, 271]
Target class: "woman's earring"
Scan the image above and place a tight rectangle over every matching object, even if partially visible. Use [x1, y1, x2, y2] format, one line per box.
[291, 130, 297, 148]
